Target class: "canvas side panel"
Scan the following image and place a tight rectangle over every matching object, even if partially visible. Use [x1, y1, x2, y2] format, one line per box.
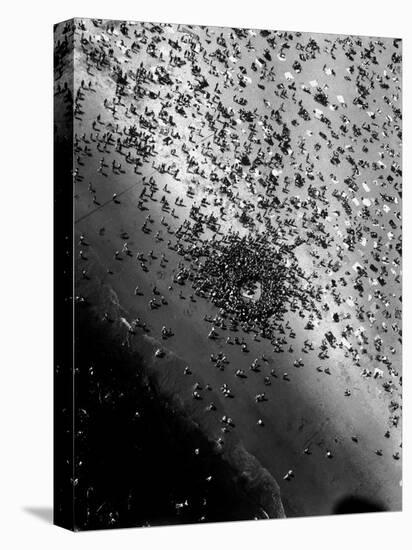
[53, 19, 75, 531]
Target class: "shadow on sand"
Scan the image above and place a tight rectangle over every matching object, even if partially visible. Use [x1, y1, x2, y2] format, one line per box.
[333, 496, 386, 514]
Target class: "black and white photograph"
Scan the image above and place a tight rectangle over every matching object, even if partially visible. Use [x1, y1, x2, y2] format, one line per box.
[0, 1, 409, 549]
[54, 17, 402, 530]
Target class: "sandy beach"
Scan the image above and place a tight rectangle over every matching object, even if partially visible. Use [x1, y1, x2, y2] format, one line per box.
[54, 18, 402, 528]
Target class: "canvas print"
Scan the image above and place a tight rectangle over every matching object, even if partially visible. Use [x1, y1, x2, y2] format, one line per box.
[54, 18, 402, 530]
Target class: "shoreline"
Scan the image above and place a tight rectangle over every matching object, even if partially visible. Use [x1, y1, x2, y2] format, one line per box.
[73, 302, 285, 529]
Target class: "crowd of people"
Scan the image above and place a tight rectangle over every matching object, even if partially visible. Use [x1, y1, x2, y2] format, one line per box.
[54, 17, 402, 515]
